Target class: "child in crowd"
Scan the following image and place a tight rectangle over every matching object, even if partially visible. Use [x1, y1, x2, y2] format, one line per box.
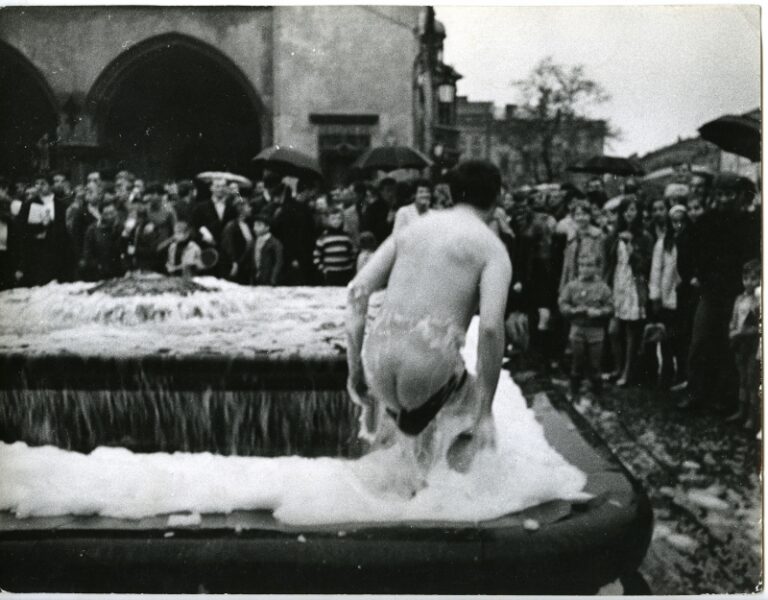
[166, 220, 202, 277]
[251, 211, 283, 286]
[727, 259, 761, 429]
[314, 206, 356, 286]
[604, 195, 653, 386]
[559, 199, 605, 292]
[559, 254, 614, 399]
[356, 231, 377, 273]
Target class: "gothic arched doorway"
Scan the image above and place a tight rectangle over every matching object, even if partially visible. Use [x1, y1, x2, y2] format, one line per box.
[88, 34, 263, 181]
[0, 42, 58, 180]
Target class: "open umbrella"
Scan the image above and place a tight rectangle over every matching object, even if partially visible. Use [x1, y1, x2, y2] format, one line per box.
[352, 145, 433, 172]
[698, 114, 761, 162]
[567, 156, 645, 177]
[253, 145, 323, 179]
[196, 171, 253, 188]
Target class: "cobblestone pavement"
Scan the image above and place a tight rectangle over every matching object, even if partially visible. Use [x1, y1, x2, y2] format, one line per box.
[513, 367, 763, 595]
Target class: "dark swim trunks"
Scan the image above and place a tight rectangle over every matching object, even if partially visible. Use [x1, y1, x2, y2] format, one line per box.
[386, 370, 469, 436]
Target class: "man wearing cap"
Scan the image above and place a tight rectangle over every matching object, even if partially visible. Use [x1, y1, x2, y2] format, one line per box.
[679, 173, 761, 411]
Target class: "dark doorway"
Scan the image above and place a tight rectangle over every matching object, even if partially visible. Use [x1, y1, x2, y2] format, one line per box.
[0, 43, 58, 180]
[95, 37, 261, 181]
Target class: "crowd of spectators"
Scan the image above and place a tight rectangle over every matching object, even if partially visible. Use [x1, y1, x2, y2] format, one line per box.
[498, 172, 761, 430]
[0, 164, 760, 428]
[0, 170, 439, 291]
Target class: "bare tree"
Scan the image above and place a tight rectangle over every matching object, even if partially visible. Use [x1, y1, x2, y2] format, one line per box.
[513, 57, 615, 182]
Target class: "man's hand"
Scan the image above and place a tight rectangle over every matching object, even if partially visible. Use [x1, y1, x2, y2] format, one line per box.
[346, 369, 371, 408]
[586, 307, 602, 318]
[447, 414, 496, 473]
[14, 270, 23, 281]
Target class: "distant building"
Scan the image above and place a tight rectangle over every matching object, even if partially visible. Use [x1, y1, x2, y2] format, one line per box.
[455, 97, 607, 185]
[0, 6, 423, 184]
[637, 137, 721, 174]
[412, 12, 462, 175]
[638, 107, 761, 183]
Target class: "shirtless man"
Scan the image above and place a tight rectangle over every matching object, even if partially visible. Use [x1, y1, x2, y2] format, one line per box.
[346, 161, 511, 473]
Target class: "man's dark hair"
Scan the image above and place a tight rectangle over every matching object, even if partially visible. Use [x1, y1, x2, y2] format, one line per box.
[177, 180, 195, 198]
[33, 172, 52, 185]
[586, 189, 608, 208]
[145, 182, 165, 196]
[253, 211, 272, 227]
[352, 181, 367, 198]
[413, 178, 433, 193]
[743, 259, 761, 279]
[451, 160, 501, 210]
[359, 230, 377, 251]
[378, 177, 397, 190]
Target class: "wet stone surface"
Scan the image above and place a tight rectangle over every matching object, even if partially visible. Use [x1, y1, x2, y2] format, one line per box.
[513, 366, 762, 595]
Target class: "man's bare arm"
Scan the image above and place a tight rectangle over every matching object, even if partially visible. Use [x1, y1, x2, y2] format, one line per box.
[345, 235, 397, 387]
[475, 243, 512, 417]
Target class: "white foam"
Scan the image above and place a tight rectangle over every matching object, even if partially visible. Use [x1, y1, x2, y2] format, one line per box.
[0, 319, 587, 525]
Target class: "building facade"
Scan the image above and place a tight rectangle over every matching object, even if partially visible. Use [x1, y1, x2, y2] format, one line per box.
[0, 6, 421, 184]
[455, 97, 607, 186]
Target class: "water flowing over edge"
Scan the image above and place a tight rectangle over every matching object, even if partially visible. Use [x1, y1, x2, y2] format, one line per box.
[0, 318, 588, 525]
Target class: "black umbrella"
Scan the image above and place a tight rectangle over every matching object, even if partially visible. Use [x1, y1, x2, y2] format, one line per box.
[567, 155, 645, 177]
[253, 145, 323, 179]
[352, 145, 433, 172]
[698, 114, 761, 163]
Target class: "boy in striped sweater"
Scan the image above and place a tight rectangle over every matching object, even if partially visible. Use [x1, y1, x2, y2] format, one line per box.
[314, 207, 356, 286]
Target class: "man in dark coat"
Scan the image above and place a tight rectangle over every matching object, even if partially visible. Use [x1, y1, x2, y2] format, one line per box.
[679, 173, 761, 411]
[360, 178, 396, 248]
[15, 174, 73, 286]
[220, 197, 254, 285]
[80, 202, 125, 281]
[192, 177, 238, 277]
[270, 184, 315, 285]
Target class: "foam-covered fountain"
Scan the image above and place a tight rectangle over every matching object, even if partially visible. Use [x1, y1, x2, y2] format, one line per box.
[0, 273, 652, 594]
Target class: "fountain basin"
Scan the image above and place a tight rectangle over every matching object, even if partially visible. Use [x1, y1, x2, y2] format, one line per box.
[0, 276, 652, 593]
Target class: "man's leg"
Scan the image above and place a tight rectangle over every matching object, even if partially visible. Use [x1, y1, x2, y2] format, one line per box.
[587, 338, 604, 395]
[569, 332, 586, 399]
[712, 297, 739, 413]
[685, 295, 717, 408]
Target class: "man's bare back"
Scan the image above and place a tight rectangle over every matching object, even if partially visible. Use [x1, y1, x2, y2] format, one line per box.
[362, 207, 508, 413]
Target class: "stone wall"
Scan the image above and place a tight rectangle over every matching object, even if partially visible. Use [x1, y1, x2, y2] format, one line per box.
[272, 6, 419, 154]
